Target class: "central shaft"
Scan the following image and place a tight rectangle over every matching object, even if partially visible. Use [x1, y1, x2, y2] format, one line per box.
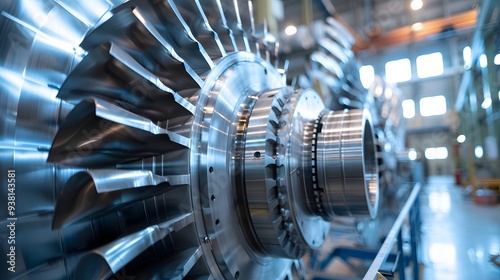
[237, 87, 379, 259]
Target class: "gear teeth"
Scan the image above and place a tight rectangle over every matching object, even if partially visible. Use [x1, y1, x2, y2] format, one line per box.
[311, 112, 328, 217]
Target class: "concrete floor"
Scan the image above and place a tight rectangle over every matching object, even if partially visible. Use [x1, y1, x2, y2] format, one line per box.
[420, 176, 500, 280]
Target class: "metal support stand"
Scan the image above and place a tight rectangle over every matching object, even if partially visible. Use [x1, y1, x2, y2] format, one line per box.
[310, 183, 421, 280]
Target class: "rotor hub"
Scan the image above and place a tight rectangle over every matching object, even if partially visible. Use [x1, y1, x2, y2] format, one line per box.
[198, 53, 379, 266]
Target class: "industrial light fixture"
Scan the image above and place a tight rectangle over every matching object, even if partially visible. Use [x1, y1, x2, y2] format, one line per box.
[475, 146, 484, 158]
[411, 22, 424, 31]
[481, 97, 492, 109]
[494, 54, 500, 65]
[457, 135, 466, 143]
[284, 25, 297, 36]
[408, 149, 418, 161]
[411, 0, 423, 11]
[463, 46, 472, 69]
[480, 54, 488, 68]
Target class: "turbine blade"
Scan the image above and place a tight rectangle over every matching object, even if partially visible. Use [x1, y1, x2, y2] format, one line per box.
[80, 7, 203, 92]
[219, 0, 250, 51]
[58, 43, 195, 122]
[52, 170, 190, 229]
[48, 98, 190, 167]
[133, 247, 203, 279]
[74, 213, 194, 279]
[170, 0, 226, 58]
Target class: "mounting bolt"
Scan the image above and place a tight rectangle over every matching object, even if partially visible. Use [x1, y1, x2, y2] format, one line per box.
[204, 236, 213, 250]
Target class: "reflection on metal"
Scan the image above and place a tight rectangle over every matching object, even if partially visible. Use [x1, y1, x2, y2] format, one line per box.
[52, 170, 190, 229]
[75, 213, 194, 279]
[0, 0, 379, 279]
[315, 109, 378, 219]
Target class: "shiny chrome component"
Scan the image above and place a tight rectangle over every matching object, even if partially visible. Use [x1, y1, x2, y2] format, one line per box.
[0, 1, 378, 279]
[314, 109, 378, 218]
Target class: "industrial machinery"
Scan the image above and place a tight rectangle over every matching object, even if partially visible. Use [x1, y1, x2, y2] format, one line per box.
[0, 0, 379, 279]
[280, 11, 410, 253]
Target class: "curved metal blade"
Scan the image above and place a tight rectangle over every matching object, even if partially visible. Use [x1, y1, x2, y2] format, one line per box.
[52, 170, 190, 229]
[203, 0, 238, 53]
[74, 213, 194, 279]
[237, 0, 257, 53]
[81, 5, 203, 90]
[58, 43, 195, 122]
[133, 247, 203, 279]
[80, 6, 203, 91]
[219, 0, 250, 51]
[326, 17, 355, 46]
[318, 37, 350, 65]
[48, 98, 190, 167]
[310, 51, 344, 79]
[170, 0, 226, 59]
[144, 0, 215, 72]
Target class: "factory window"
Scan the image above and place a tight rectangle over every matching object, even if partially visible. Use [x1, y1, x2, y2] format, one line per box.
[402, 99, 415, 119]
[425, 147, 448, 160]
[419, 95, 447, 117]
[385, 58, 411, 84]
[416, 52, 444, 78]
[359, 65, 375, 88]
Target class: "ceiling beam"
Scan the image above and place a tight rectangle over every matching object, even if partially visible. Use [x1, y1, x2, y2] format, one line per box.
[354, 9, 478, 51]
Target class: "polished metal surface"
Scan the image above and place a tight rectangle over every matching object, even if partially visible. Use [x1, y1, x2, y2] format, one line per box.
[315, 109, 379, 219]
[0, 1, 378, 279]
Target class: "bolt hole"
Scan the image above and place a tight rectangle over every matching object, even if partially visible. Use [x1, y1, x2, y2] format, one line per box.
[313, 240, 315, 245]
[235, 271, 240, 279]
[215, 219, 220, 226]
[254, 151, 261, 158]
[264, 69, 267, 75]
[209, 166, 214, 173]
[301, 221, 304, 226]
[211, 195, 216, 201]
